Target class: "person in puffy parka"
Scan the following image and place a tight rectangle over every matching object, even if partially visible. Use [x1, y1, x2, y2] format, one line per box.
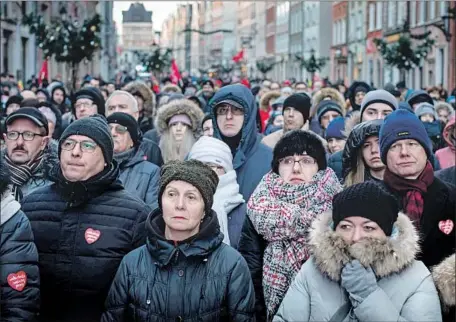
[0, 157, 40, 321]
[102, 160, 255, 322]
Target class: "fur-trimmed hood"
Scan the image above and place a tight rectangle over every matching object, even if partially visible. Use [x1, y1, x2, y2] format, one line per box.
[308, 212, 419, 282]
[259, 90, 281, 111]
[161, 84, 182, 94]
[342, 110, 361, 138]
[432, 253, 455, 307]
[155, 99, 204, 136]
[311, 87, 346, 117]
[123, 81, 156, 117]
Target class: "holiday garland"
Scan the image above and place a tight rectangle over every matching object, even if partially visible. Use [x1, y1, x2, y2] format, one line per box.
[136, 47, 173, 74]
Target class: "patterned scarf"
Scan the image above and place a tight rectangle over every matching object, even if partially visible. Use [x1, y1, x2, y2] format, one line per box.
[4, 152, 45, 201]
[384, 161, 434, 229]
[248, 168, 342, 318]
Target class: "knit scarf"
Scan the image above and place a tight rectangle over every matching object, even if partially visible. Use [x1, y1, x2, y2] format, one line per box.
[248, 168, 342, 318]
[4, 151, 45, 201]
[114, 148, 136, 168]
[383, 161, 434, 229]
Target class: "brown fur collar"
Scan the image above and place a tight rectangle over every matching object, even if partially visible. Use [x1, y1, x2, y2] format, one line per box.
[311, 88, 346, 117]
[161, 84, 182, 94]
[155, 98, 204, 135]
[342, 110, 361, 137]
[259, 91, 281, 111]
[309, 212, 419, 282]
[122, 81, 156, 116]
[432, 254, 455, 307]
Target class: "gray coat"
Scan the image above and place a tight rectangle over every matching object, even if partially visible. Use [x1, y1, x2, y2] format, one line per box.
[118, 149, 160, 208]
[274, 212, 442, 322]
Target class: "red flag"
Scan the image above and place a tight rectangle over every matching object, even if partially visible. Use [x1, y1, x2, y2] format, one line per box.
[170, 59, 182, 86]
[38, 60, 49, 86]
[232, 49, 244, 63]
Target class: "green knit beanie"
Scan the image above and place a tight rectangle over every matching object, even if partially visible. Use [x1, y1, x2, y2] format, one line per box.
[158, 159, 219, 215]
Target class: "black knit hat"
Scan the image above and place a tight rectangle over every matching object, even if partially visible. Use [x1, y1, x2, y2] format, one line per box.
[316, 100, 343, 124]
[5, 95, 22, 108]
[72, 86, 105, 117]
[59, 114, 113, 164]
[332, 181, 398, 236]
[283, 93, 312, 122]
[272, 130, 327, 173]
[6, 107, 49, 135]
[158, 159, 219, 215]
[107, 112, 142, 147]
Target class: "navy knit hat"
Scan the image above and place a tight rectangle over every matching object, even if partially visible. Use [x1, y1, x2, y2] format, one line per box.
[379, 109, 433, 164]
[316, 100, 343, 124]
[272, 130, 327, 173]
[59, 114, 114, 164]
[107, 112, 142, 147]
[325, 117, 345, 140]
[283, 93, 312, 122]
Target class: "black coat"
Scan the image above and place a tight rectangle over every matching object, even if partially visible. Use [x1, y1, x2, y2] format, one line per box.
[101, 209, 255, 322]
[381, 177, 455, 268]
[21, 165, 151, 322]
[435, 166, 456, 188]
[0, 205, 40, 321]
[139, 138, 163, 167]
[238, 217, 267, 321]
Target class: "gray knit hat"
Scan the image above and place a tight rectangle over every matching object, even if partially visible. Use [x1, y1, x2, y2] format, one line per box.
[415, 102, 437, 120]
[59, 114, 114, 164]
[158, 159, 219, 215]
[360, 89, 398, 120]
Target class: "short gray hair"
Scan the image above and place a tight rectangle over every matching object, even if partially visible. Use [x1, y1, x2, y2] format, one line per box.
[105, 90, 138, 112]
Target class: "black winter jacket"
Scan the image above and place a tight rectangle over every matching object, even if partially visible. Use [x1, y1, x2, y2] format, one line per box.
[1, 195, 40, 322]
[21, 164, 151, 322]
[102, 209, 255, 322]
[139, 138, 163, 167]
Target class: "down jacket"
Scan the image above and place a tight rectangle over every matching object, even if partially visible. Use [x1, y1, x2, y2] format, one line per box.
[101, 209, 255, 322]
[432, 254, 456, 322]
[274, 212, 442, 322]
[21, 163, 151, 321]
[1, 192, 40, 322]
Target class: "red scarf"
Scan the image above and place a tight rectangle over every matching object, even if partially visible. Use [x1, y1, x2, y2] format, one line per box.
[384, 161, 434, 229]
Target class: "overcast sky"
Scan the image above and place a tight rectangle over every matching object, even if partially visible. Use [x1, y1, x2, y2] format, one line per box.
[113, 1, 182, 34]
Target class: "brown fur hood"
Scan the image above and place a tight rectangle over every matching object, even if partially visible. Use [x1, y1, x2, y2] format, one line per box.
[342, 110, 361, 137]
[161, 84, 182, 94]
[432, 253, 455, 307]
[308, 212, 419, 282]
[259, 90, 281, 111]
[123, 81, 156, 117]
[311, 88, 346, 117]
[155, 99, 204, 135]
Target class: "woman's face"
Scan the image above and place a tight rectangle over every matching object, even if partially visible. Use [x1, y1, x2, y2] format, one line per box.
[328, 138, 346, 154]
[273, 115, 284, 127]
[278, 154, 319, 185]
[362, 136, 384, 171]
[202, 119, 213, 137]
[335, 216, 386, 244]
[205, 162, 226, 177]
[170, 122, 189, 142]
[162, 180, 205, 237]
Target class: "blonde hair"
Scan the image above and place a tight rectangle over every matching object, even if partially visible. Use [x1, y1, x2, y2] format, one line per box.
[159, 129, 197, 163]
[344, 151, 365, 187]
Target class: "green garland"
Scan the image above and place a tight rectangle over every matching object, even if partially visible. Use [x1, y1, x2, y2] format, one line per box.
[295, 53, 328, 74]
[256, 60, 275, 75]
[136, 47, 172, 73]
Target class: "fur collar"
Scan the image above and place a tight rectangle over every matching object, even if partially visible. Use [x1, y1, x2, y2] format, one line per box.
[432, 254, 455, 307]
[155, 98, 205, 135]
[259, 91, 281, 111]
[342, 110, 361, 137]
[311, 88, 346, 117]
[309, 212, 419, 281]
[123, 81, 156, 116]
[161, 84, 182, 94]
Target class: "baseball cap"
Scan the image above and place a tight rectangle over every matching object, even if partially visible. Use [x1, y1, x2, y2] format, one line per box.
[5, 107, 49, 135]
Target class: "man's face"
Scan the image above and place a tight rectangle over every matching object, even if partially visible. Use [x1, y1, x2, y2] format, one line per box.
[320, 111, 341, 129]
[355, 91, 366, 105]
[202, 84, 214, 96]
[106, 94, 139, 120]
[429, 90, 440, 101]
[4, 119, 48, 164]
[328, 138, 346, 154]
[107, 84, 116, 94]
[295, 84, 307, 93]
[6, 103, 20, 116]
[283, 107, 305, 131]
[53, 89, 65, 104]
[270, 83, 281, 91]
[216, 103, 244, 137]
[386, 139, 427, 179]
[438, 109, 449, 124]
[361, 103, 393, 121]
[90, 79, 100, 88]
[36, 92, 47, 103]
[60, 134, 106, 182]
[361, 136, 384, 171]
[110, 123, 134, 153]
[75, 98, 97, 119]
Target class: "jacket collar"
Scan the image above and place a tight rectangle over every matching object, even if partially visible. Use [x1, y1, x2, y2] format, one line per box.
[309, 211, 419, 282]
[0, 191, 20, 226]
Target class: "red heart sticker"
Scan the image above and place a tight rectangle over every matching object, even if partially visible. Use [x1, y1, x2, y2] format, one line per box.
[7, 271, 27, 292]
[85, 228, 101, 244]
[439, 220, 454, 235]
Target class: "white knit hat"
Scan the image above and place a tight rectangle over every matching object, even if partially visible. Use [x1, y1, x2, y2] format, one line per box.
[188, 136, 233, 172]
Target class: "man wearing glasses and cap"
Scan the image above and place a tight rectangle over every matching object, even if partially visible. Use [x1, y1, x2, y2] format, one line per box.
[3, 107, 53, 200]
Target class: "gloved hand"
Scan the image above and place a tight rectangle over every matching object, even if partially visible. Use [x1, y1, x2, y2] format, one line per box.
[341, 260, 378, 304]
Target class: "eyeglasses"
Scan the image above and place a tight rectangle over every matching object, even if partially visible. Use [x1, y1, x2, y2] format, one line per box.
[74, 102, 94, 110]
[6, 131, 44, 141]
[216, 104, 244, 116]
[109, 124, 129, 134]
[61, 139, 98, 153]
[279, 156, 316, 168]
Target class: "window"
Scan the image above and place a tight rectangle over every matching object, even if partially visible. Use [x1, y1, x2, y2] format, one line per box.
[376, 2, 382, 29]
[333, 22, 337, 45]
[440, 1, 447, 16]
[410, 1, 417, 27]
[387, 1, 395, 28]
[419, 0, 426, 24]
[369, 3, 375, 31]
[397, 2, 406, 26]
[342, 19, 346, 43]
[429, 1, 436, 20]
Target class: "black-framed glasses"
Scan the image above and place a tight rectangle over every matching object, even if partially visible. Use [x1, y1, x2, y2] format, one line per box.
[6, 131, 44, 141]
[279, 156, 316, 168]
[109, 124, 129, 134]
[61, 139, 98, 153]
[216, 104, 244, 116]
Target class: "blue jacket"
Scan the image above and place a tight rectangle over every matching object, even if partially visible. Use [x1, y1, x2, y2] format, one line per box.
[210, 85, 273, 201]
[228, 203, 247, 249]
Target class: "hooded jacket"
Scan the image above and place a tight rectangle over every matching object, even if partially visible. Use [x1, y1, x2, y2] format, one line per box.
[259, 91, 281, 132]
[348, 81, 371, 111]
[50, 85, 70, 115]
[20, 162, 151, 321]
[407, 90, 434, 108]
[210, 85, 273, 201]
[274, 212, 442, 322]
[1, 190, 40, 322]
[311, 87, 346, 119]
[123, 81, 156, 131]
[436, 117, 455, 169]
[101, 209, 255, 322]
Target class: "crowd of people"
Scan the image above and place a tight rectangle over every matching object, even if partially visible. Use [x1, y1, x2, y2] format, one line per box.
[0, 70, 455, 322]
